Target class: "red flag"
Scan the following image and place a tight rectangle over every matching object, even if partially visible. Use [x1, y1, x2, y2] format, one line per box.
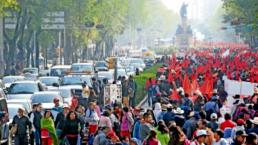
[170, 89, 180, 100]
[183, 75, 191, 95]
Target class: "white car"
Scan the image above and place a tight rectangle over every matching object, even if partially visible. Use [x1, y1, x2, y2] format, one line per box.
[2, 76, 25, 88]
[7, 81, 44, 101]
[31, 91, 63, 109]
[8, 104, 28, 123]
[58, 85, 82, 105]
[39, 76, 60, 89]
[7, 99, 32, 113]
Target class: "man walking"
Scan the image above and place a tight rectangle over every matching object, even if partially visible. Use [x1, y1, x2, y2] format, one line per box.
[12, 107, 32, 145]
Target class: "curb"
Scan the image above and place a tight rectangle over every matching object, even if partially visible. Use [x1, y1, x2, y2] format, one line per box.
[137, 95, 148, 107]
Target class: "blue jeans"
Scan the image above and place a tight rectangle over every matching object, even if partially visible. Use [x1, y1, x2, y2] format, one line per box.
[34, 130, 41, 145]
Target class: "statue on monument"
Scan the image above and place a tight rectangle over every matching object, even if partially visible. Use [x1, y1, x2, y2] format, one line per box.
[180, 3, 188, 18]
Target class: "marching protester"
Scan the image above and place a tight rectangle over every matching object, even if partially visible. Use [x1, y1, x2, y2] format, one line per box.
[8, 47, 258, 145]
[41, 110, 59, 145]
[12, 107, 32, 145]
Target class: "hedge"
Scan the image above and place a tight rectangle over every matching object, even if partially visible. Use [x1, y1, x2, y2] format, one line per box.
[134, 64, 162, 104]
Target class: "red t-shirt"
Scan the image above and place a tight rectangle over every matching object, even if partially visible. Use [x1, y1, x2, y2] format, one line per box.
[143, 138, 159, 145]
[220, 120, 236, 131]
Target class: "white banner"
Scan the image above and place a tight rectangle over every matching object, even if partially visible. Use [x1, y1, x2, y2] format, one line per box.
[224, 78, 257, 96]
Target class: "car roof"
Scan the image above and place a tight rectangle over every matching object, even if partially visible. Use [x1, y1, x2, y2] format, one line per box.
[72, 63, 93, 65]
[59, 85, 82, 89]
[51, 65, 71, 69]
[33, 91, 60, 95]
[7, 99, 30, 103]
[39, 76, 59, 79]
[12, 80, 39, 84]
[8, 104, 24, 108]
[3, 76, 24, 79]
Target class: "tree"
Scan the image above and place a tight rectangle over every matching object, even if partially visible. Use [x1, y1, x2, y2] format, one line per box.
[0, 0, 17, 75]
[222, 0, 258, 47]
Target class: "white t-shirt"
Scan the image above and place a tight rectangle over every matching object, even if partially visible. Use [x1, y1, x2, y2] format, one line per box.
[212, 138, 229, 145]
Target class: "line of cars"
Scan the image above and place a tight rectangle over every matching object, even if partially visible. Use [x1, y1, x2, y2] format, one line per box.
[0, 57, 154, 144]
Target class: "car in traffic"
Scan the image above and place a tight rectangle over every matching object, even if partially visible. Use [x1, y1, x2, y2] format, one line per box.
[130, 58, 146, 72]
[71, 63, 94, 75]
[7, 81, 44, 100]
[30, 91, 63, 110]
[7, 99, 32, 113]
[2, 76, 25, 88]
[23, 67, 39, 78]
[58, 85, 82, 105]
[50, 65, 71, 77]
[61, 76, 83, 86]
[0, 97, 8, 144]
[97, 71, 114, 83]
[80, 75, 93, 88]
[94, 61, 108, 72]
[39, 76, 60, 89]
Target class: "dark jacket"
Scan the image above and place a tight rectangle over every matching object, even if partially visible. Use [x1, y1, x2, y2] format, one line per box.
[163, 110, 175, 125]
[55, 112, 65, 129]
[12, 115, 32, 135]
[247, 125, 258, 134]
[33, 111, 42, 131]
[61, 119, 81, 138]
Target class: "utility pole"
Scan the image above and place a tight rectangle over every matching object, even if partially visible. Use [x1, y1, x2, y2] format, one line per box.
[0, 17, 5, 75]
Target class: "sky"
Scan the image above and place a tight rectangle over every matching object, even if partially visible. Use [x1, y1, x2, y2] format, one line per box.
[161, 0, 222, 21]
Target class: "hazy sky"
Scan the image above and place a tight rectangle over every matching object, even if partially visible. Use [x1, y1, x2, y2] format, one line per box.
[161, 0, 222, 21]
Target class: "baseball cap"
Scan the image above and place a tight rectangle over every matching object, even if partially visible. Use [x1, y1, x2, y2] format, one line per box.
[63, 103, 69, 108]
[235, 130, 248, 136]
[211, 113, 217, 119]
[196, 130, 207, 137]
[53, 97, 60, 102]
[236, 119, 246, 126]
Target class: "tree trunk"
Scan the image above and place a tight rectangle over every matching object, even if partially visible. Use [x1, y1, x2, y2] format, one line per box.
[0, 17, 4, 75]
[35, 31, 40, 68]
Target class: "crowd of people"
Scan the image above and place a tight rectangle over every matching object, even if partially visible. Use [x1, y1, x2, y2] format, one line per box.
[9, 47, 258, 145]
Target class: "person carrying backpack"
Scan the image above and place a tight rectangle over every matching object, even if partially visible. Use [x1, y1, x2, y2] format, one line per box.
[204, 96, 220, 120]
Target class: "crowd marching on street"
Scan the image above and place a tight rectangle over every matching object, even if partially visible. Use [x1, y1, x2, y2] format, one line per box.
[6, 47, 258, 145]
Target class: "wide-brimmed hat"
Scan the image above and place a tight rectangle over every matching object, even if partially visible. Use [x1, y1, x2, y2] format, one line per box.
[235, 130, 248, 136]
[196, 130, 207, 137]
[173, 107, 184, 114]
[188, 111, 195, 117]
[161, 104, 167, 111]
[251, 117, 258, 125]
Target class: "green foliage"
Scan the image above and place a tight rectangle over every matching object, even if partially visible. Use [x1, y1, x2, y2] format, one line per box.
[134, 63, 162, 104]
[222, 0, 258, 45]
[0, 0, 18, 16]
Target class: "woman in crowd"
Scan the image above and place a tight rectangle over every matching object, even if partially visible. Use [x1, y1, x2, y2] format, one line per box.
[169, 126, 190, 145]
[121, 107, 134, 138]
[40, 110, 59, 145]
[142, 130, 160, 145]
[61, 111, 82, 145]
[155, 120, 170, 145]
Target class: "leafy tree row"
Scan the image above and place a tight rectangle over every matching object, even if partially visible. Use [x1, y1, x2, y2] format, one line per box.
[222, 0, 258, 48]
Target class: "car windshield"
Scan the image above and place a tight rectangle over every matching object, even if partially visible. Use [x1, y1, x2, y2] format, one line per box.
[117, 70, 127, 78]
[8, 102, 30, 112]
[50, 68, 69, 76]
[81, 76, 92, 87]
[31, 94, 58, 103]
[8, 107, 19, 120]
[40, 78, 59, 86]
[71, 64, 93, 73]
[58, 89, 71, 98]
[23, 68, 38, 74]
[8, 83, 39, 94]
[62, 77, 82, 85]
[130, 59, 144, 64]
[96, 62, 107, 67]
[3, 77, 23, 84]
[98, 72, 113, 80]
